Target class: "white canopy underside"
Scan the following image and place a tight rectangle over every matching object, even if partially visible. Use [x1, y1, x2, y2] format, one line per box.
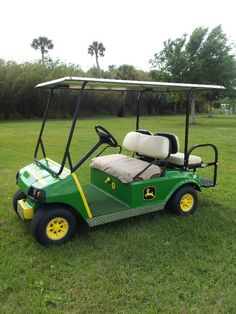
[36, 76, 225, 92]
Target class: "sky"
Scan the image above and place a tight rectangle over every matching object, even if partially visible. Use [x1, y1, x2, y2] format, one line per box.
[0, 0, 235, 71]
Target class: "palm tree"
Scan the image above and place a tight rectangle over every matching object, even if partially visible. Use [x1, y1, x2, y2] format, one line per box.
[31, 37, 54, 64]
[88, 41, 105, 77]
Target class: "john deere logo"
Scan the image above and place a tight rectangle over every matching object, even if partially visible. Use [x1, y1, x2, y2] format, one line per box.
[143, 186, 156, 200]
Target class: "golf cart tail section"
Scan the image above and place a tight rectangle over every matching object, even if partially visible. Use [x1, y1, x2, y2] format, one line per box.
[156, 132, 218, 187]
[13, 77, 225, 245]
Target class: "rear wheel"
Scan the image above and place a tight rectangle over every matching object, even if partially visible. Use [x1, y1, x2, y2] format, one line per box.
[167, 185, 198, 215]
[32, 207, 77, 245]
[13, 189, 26, 213]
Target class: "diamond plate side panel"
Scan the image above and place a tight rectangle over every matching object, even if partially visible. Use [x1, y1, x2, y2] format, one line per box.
[86, 202, 166, 227]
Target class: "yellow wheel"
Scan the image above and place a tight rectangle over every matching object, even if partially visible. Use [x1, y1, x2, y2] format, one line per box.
[32, 207, 77, 245]
[167, 185, 198, 215]
[180, 194, 194, 212]
[46, 217, 69, 240]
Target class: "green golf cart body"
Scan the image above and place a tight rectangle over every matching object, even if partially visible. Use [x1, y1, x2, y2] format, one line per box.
[13, 77, 225, 245]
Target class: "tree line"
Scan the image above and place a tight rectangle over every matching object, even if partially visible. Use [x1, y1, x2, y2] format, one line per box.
[0, 25, 235, 119]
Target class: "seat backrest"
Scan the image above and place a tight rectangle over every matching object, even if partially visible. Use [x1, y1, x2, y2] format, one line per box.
[156, 132, 179, 154]
[123, 131, 170, 159]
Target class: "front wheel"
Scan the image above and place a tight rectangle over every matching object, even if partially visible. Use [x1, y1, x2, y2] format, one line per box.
[13, 189, 26, 213]
[167, 185, 198, 215]
[31, 207, 77, 245]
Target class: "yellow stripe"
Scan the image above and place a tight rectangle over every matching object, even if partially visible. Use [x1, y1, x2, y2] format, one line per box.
[71, 173, 92, 218]
[29, 170, 47, 185]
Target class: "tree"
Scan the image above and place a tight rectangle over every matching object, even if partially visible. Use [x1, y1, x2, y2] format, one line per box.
[149, 69, 170, 82]
[87, 66, 103, 78]
[150, 25, 236, 122]
[115, 65, 138, 117]
[115, 64, 136, 80]
[31, 37, 54, 64]
[88, 41, 105, 77]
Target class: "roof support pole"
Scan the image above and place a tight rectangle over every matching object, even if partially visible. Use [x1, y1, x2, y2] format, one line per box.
[136, 90, 145, 130]
[184, 88, 195, 169]
[34, 88, 54, 159]
[59, 81, 88, 175]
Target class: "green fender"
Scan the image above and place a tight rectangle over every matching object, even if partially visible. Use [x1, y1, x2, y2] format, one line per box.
[43, 173, 92, 220]
[165, 177, 201, 204]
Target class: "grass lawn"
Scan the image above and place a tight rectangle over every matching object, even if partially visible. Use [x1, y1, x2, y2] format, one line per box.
[0, 114, 235, 313]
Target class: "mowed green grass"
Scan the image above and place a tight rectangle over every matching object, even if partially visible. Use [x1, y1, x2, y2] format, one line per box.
[0, 115, 235, 313]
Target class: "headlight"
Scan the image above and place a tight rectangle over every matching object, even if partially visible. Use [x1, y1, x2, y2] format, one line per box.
[28, 186, 46, 203]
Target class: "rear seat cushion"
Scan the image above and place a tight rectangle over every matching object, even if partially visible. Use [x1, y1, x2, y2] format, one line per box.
[91, 154, 161, 183]
[167, 152, 201, 166]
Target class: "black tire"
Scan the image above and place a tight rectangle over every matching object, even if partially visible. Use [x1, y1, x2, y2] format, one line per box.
[167, 185, 198, 215]
[31, 207, 77, 246]
[13, 189, 26, 213]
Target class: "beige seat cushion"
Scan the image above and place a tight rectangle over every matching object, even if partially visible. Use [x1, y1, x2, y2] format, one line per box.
[167, 152, 201, 166]
[123, 132, 170, 159]
[91, 154, 161, 183]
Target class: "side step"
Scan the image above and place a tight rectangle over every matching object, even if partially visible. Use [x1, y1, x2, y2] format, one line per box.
[200, 177, 214, 188]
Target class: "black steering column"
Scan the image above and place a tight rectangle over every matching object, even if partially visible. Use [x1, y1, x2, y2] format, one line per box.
[72, 125, 118, 172]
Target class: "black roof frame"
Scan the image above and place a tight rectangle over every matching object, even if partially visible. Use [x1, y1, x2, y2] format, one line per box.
[34, 78, 224, 176]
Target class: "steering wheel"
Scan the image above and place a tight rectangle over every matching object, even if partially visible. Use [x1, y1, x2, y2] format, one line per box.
[95, 125, 118, 147]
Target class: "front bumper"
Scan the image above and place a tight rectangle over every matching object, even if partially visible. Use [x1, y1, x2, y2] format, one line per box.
[17, 199, 34, 220]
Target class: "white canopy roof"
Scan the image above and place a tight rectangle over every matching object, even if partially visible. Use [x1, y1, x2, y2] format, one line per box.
[35, 76, 225, 92]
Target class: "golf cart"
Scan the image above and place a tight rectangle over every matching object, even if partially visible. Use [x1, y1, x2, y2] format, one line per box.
[13, 77, 225, 245]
